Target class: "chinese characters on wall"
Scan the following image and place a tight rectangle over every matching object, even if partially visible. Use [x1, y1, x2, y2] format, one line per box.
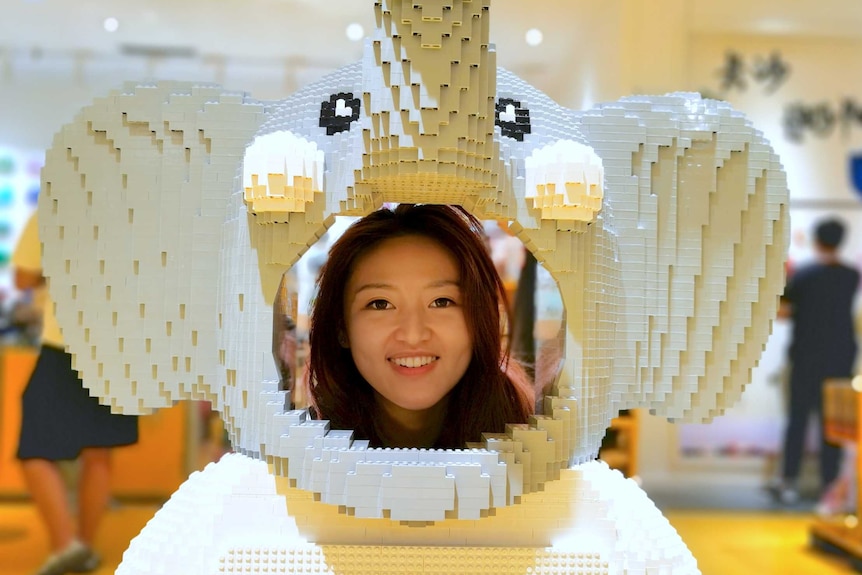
[717, 50, 790, 94]
[711, 50, 862, 144]
[784, 99, 862, 143]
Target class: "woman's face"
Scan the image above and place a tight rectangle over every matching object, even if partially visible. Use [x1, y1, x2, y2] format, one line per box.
[343, 235, 472, 416]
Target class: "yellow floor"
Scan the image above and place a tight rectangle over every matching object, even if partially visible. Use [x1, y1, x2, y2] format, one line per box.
[668, 511, 852, 575]
[0, 503, 855, 574]
[0, 503, 157, 575]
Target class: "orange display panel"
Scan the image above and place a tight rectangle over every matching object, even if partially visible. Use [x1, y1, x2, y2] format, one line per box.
[0, 346, 37, 495]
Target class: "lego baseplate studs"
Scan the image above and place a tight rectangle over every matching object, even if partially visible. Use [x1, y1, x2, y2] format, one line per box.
[37, 0, 788, 572]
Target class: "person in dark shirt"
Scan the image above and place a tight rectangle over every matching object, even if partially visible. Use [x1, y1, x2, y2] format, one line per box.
[772, 218, 859, 504]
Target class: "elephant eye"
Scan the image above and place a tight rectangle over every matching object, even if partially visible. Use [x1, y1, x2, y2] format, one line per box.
[319, 92, 361, 135]
[495, 98, 532, 141]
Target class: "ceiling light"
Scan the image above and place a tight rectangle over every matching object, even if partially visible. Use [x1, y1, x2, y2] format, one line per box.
[525, 28, 543, 47]
[103, 17, 119, 33]
[346, 23, 364, 42]
[753, 18, 796, 34]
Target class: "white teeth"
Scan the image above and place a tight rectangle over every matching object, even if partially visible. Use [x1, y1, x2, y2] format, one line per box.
[392, 356, 436, 368]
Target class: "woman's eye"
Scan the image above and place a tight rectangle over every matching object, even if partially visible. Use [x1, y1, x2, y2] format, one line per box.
[431, 297, 456, 308]
[368, 299, 391, 310]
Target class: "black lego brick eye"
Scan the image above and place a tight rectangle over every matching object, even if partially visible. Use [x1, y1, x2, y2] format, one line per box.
[319, 92, 361, 135]
[495, 98, 532, 141]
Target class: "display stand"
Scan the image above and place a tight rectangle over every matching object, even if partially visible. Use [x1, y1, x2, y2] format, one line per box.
[810, 379, 862, 571]
[0, 345, 39, 496]
[0, 528, 25, 543]
[599, 409, 640, 478]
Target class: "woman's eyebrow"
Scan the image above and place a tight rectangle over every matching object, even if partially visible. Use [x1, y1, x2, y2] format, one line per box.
[425, 279, 461, 289]
[352, 279, 460, 295]
[352, 282, 393, 295]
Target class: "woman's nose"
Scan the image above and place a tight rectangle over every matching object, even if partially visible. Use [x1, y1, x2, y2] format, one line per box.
[394, 308, 431, 343]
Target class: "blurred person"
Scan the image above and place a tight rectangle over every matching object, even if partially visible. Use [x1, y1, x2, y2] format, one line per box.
[485, 220, 525, 289]
[511, 250, 538, 383]
[273, 270, 299, 400]
[0, 290, 13, 340]
[9, 289, 43, 345]
[14, 213, 139, 575]
[770, 218, 859, 505]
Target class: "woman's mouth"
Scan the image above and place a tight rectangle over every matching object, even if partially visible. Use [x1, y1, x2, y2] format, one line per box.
[389, 356, 438, 368]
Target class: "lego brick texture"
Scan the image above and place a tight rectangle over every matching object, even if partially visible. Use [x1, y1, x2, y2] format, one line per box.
[37, 0, 789, 572]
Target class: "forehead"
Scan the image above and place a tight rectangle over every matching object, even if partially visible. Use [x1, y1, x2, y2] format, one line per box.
[349, 234, 459, 281]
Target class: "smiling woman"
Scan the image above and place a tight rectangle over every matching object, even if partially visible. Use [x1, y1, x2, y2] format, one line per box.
[305, 204, 535, 449]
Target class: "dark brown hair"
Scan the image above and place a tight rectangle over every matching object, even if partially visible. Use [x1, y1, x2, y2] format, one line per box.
[306, 204, 534, 448]
[815, 218, 845, 249]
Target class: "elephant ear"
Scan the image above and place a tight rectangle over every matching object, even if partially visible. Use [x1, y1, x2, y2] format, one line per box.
[574, 93, 789, 423]
[39, 81, 269, 415]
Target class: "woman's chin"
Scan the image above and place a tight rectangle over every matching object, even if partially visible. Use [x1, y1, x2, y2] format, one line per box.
[389, 399, 445, 414]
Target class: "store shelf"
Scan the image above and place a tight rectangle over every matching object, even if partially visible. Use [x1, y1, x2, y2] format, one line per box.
[811, 379, 862, 571]
[811, 519, 862, 572]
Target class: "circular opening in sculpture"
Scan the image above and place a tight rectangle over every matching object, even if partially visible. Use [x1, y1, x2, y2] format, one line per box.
[271, 215, 567, 438]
